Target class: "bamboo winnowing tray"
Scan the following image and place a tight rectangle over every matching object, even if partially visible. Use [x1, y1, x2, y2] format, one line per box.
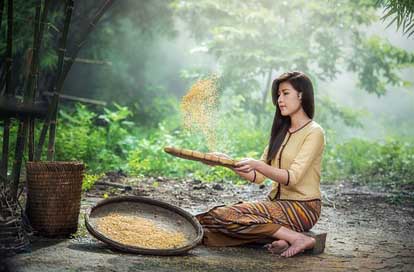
[164, 146, 237, 167]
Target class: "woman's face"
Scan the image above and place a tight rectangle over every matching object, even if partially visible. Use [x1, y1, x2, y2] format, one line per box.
[277, 81, 302, 116]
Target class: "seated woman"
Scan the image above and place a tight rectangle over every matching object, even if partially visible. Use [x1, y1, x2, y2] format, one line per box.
[196, 71, 325, 257]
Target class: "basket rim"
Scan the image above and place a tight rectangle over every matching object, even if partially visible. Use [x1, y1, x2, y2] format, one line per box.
[84, 196, 204, 256]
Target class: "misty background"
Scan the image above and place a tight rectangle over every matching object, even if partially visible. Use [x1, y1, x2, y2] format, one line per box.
[1, 0, 413, 188]
[64, 2, 414, 140]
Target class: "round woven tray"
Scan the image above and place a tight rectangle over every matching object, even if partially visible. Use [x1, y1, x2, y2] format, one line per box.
[164, 146, 237, 167]
[85, 196, 203, 255]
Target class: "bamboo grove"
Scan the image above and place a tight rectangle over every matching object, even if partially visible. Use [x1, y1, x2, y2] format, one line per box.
[0, 0, 116, 200]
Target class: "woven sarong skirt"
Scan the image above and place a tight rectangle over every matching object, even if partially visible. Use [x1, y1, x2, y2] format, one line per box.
[196, 199, 321, 246]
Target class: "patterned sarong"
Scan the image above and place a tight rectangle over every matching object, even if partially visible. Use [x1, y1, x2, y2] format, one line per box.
[196, 199, 321, 246]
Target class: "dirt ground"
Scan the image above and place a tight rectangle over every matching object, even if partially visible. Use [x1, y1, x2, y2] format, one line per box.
[3, 173, 414, 272]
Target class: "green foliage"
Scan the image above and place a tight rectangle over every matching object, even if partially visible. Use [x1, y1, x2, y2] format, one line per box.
[72, 0, 180, 126]
[127, 112, 268, 183]
[1, 104, 412, 188]
[0, 1, 64, 71]
[171, 0, 414, 127]
[378, 0, 414, 37]
[55, 103, 135, 173]
[348, 35, 414, 96]
[323, 138, 414, 185]
[82, 173, 104, 192]
[1, 0, 413, 191]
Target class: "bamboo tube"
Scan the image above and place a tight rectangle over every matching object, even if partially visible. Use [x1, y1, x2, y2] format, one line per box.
[36, 0, 73, 161]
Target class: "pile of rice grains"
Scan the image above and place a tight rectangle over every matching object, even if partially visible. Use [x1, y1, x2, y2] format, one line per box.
[180, 75, 219, 150]
[97, 213, 187, 249]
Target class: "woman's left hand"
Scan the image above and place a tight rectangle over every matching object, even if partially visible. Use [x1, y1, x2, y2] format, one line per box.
[234, 158, 263, 173]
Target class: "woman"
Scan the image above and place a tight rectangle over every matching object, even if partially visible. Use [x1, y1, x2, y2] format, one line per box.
[197, 71, 325, 257]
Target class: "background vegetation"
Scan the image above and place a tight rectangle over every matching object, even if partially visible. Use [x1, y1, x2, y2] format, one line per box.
[1, 0, 413, 190]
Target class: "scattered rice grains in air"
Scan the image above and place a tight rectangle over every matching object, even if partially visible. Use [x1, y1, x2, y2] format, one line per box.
[180, 75, 219, 150]
[97, 213, 187, 249]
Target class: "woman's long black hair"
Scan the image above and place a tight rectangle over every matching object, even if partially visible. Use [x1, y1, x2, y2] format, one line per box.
[266, 71, 315, 164]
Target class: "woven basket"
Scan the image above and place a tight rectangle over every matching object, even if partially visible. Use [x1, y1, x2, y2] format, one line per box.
[26, 161, 84, 236]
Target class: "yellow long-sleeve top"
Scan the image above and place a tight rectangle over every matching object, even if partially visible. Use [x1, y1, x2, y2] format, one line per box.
[255, 120, 325, 201]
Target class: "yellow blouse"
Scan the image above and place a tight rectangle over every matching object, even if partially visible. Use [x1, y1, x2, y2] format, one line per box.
[255, 120, 325, 201]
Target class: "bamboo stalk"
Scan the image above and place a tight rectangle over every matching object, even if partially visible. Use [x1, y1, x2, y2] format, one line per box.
[42, 91, 107, 106]
[46, 0, 74, 161]
[39, 0, 115, 161]
[46, 106, 57, 161]
[59, 0, 115, 90]
[5, 0, 13, 97]
[27, 0, 50, 161]
[28, 119, 35, 161]
[48, 0, 115, 160]
[24, 49, 34, 161]
[11, 0, 42, 200]
[36, 0, 73, 161]
[1, 0, 14, 185]
[1, 118, 10, 180]
[24, 0, 41, 101]
[63, 56, 113, 66]
[0, 0, 6, 92]
[0, 0, 4, 31]
[11, 119, 27, 199]
[27, 0, 50, 100]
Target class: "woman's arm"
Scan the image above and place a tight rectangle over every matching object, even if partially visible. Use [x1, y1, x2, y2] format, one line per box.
[232, 167, 257, 182]
[205, 152, 257, 182]
[235, 159, 289, 185]
[235, 128, 325, 186]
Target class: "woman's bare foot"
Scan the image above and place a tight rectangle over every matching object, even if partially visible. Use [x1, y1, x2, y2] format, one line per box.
[280, 235, 315, 257]
[265, 239, 289, 254]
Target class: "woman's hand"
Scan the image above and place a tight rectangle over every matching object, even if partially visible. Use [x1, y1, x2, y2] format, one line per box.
[234, 158, 263, 173]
